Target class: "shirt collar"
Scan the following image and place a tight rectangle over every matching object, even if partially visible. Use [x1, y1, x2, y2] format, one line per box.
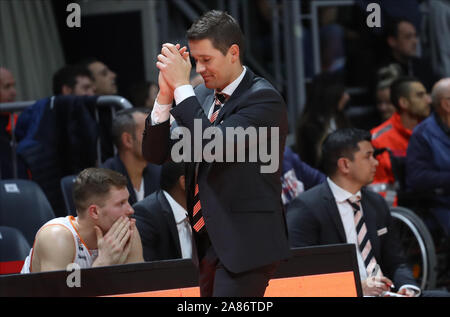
[216, 66, 246, 97]
[327, 177, 361, 203]
[162, 190, 188, 224]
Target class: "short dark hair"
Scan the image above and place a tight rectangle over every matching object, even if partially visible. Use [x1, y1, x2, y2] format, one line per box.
[52, 65, 93, 95]
[111, 108, 150, 150]
[187, 10, 245, 63]
[77, 57, 100, 70]
[73, 168, 128, 214]
[390, 76, 419, 110]
[160, 161, 185, 192]
[320, 128, 372, 177]
[385, 18, 415, 39]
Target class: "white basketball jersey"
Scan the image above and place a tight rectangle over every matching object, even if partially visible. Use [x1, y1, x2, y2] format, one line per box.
[21, 216, 98, 273]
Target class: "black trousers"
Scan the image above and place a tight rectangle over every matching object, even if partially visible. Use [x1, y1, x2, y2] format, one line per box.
[197, 242, 279, 297]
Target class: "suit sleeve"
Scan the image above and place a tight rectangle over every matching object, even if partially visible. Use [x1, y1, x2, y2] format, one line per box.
[142, 116, 174, 165]
[375, 196, 418, 289]
[286, 197, 321, 247]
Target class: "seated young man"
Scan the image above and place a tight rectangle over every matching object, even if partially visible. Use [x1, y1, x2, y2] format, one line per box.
[287, 128, 449, 297]
[21, 168, 143, 273]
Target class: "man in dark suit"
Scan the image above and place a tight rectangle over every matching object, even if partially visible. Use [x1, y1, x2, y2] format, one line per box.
[142, 10, 290, 296]
[134, 161, 193, 262]
[102, 108, 161, 205]
[287, 128, 422, 297]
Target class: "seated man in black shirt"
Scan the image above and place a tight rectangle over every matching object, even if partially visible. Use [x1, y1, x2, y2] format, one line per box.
[102, 108, 161, 205]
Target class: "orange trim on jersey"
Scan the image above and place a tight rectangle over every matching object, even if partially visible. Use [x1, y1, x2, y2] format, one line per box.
[30, 222, 76, 272]
[68, 216, 93, 256]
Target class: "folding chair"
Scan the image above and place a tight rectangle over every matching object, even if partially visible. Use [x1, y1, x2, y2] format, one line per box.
[0, 179, 55, 246]
[0, 226, 31, 274]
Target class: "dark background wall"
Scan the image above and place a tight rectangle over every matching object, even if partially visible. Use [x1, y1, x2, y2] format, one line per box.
[51, 0, 145, 97]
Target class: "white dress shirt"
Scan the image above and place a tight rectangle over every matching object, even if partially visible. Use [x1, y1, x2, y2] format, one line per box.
[162, 191, 193, 259]
[327, 178, 421, 296]
[134, 179, 145, 202]
[326, 177, 368, 281]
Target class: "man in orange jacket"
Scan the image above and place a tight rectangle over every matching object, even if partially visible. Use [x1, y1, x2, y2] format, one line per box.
[0, 67, 18, 135]
[370, 77, 431, 205]
[0, 67, 18, 179]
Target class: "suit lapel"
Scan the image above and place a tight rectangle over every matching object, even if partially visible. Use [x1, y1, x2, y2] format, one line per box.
[201, 94, 214, 118]
[215, 67, 254, 124]
[322, 183, 347, 243]
[158, 191, 182, 257]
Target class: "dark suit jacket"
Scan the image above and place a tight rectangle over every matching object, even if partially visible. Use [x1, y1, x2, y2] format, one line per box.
[133, 190, 182, 261]
[102, 155, 161, 205]
[286, 182, 418, 290]
[142, 67, 290, 273]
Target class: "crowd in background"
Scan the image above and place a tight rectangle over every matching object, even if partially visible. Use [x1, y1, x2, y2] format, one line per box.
[0, 2, 449, 292]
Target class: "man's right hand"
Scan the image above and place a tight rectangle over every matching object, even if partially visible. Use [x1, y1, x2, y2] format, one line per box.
[362, 275, 393, 296]
[156, 44, 189, 105]
[93, 216, 132, 267]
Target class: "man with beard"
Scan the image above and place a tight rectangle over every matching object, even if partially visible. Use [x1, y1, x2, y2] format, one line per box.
[370, 77, 431, 205]
[103, 108, 161, 205]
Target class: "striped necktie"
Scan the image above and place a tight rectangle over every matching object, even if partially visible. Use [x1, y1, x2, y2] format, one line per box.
[347, 197, 379, 276]
[209, 92, 228, 124]
[191, 92, 229, 233]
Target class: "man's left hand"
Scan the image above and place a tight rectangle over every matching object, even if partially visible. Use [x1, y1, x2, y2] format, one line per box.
[397, 287, 417, 297]
[157, 43, 191, 90]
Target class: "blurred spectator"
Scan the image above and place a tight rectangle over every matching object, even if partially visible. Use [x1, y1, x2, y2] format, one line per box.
[0, 67, 18, 179]
[79, 58, 117, 95]
[102, 108, 161, 206]
[79, 58, 118, 161]
[375, 64, 401, 122]
[302, 6, 348, 78]
[0, 67, 17, 103]
[52, 65, 95, 96]
[134, 161, 193, 262]
[371, 77, 431, 206]
[406, 78, 450, 237]
[126, 81, 158, 109]
[281, 146, 325, 207]
[428, 0, 450, 78]
[379, 19, 439, 91]
[295, 73, 350, 168]
[0, 67, 18, 134]
[319, 6, 346, 74]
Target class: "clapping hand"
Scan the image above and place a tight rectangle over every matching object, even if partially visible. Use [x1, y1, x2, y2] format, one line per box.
[156, 44, 190, 105]
[157, 43, 191, 91]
